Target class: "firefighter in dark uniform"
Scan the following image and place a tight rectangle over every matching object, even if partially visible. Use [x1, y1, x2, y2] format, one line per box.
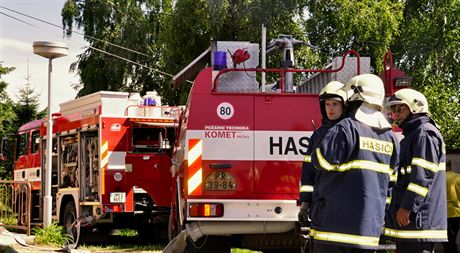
[384, 88, 447, 253]
[298, 81, 347, 249]
[310, 74, 400, 253]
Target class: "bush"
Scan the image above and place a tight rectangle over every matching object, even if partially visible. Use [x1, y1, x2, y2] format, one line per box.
[32, 222, 73, 247]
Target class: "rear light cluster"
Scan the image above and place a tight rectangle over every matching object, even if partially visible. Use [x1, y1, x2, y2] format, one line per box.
[189, 203, 224, 217]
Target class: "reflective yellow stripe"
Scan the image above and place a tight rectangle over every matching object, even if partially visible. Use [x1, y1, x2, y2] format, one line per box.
[315, 148, 337, 171]
[407, 183, 429, 197]
[384, 228, 447, 239]
[315, 149, 392, 175]
[338, 160, 392, 175]
[412, 158, 443, 173]
[300, 185, 314, 193]
[439, 162, 446, 171]
[313, 230, 379, 247]
[386, 197, 391, 204]
[304, 155, 311, 162]
[390, 173, 397, 182]
[406, 166, 412, 173]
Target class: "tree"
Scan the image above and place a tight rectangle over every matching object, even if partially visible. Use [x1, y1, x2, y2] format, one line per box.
[62, 0, 316, 104]
[0, 62, 16, 179]
[303, 0, 404, 73]
[62, 0, 173, 98]
[13, 73, 46, 128]
[391, 0, 460, 148]
[155, 0, 315, 103]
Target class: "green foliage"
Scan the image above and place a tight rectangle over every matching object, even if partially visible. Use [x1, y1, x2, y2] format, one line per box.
[392, 0, 460, 149]
[62, 0, 316, 104]
[304, 0, 404, 73]
[159, 0, 317, 104]
[32, 222, 73, 247]
[112, 228, 138, 237]
[60, 0, 460, 145]
[62, 0, 172, 99]
[13, 78, 44, 128]
[0, 63, 16, 180]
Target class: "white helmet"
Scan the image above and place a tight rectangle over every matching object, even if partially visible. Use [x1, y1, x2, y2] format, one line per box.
[319, 81, 347, 104]
[385, 88, 430, 115]
[344, 74, 385, 111]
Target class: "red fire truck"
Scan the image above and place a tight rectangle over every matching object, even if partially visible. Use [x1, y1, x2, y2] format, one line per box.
[2, 91, 181, 239]
[165, 38, 408, 252]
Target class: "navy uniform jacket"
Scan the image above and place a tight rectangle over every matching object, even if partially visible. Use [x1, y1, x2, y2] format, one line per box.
[384, 115, 447, 242]
[300, 119, 336, 204]
[310, 116, 399, 250]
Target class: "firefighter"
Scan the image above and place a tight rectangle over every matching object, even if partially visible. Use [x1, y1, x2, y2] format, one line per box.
[384, 88, 447, 253]
[444, 159, 460, 253]
[310, 74, 400, 253]
[298, 81, 347, 248]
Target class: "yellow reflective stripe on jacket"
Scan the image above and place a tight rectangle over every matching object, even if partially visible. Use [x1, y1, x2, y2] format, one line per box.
[386, 197, 391, 204]
[390, 173, 397, 182]
[407, 183, 429, 197]
[315, 148, 337, 171]
[439, 162, 446, 171]
[300, 185, 314, 193]
[412, 158, 445, 173]
[304, 155, 311, 163]
[337, 160, 392, 175]
[312, 230, 379, 247]
[315, 148, 392, 175]
[384, 228, 447, 239]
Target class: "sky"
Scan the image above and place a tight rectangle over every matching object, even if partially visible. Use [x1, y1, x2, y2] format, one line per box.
[0, 0, 86, 112]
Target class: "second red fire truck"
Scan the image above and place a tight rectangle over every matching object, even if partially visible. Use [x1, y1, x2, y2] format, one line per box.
[3, 91, 181, 239]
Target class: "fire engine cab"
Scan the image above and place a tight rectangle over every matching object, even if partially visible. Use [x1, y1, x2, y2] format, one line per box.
[3, 91, 181, 239]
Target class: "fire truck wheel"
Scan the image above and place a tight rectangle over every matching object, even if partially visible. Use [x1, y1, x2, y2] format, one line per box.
[63, 201, 77, 241]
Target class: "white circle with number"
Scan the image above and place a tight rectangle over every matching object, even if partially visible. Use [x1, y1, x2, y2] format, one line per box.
[217, 102, 234, 120]
[114, 172, 123, 182]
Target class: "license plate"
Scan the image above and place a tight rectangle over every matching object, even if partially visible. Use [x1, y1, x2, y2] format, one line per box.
[110, 192, 126, 203]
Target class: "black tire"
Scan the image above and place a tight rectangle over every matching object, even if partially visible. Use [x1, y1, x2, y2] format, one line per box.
[62, 201, 78, 242]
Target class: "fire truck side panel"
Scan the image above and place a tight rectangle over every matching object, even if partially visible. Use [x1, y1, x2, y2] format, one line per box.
[100, 117, 133, 212]
[101, 117, 173, 209]
[184, 87, 255, 198]
[253, 95, 318, 194]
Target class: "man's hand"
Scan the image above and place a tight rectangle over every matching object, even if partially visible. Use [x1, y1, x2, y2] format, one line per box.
[298, 202, 310, 227]
[396, 207, 411, 227]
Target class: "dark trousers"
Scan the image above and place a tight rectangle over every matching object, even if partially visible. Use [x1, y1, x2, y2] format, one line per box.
[443, 217, 460, 253]
[396, 241, 434, 253]
[312, 241, 376, 253]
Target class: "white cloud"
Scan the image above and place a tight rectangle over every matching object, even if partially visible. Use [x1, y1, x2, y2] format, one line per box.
[1, 38, 32, 54]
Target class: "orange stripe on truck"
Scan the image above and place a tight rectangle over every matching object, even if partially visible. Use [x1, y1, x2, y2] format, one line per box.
[187, 139, 202, 195]
[101, 141, 108, 195]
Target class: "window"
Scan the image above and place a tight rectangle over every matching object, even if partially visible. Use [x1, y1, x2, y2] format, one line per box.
[16, 133, 28, 158]
[132, 127, 164, 153]
[31, 131, 40, 154]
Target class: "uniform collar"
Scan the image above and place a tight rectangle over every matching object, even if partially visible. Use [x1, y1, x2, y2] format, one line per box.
[400, 115, 436, 131]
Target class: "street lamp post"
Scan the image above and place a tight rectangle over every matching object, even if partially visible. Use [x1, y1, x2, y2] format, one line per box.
[33, 41, 68, 228]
